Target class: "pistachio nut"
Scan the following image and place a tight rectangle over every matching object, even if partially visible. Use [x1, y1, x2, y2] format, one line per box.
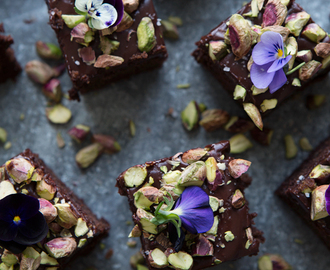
[311, 185, 329, 220]
[231, 189, 246, 208]
[116, 11, 134, 32]
[224, 116, 254, 133]
[68, 124, 91, 143]
[228, 159, 251, 179]
[123, 165, 148, 187]
[21, 247, 41, 270]
[168, 251, 193, 270]
[314, 43, 330, 58]
[322, 54, 330, 69]
[1, 250, 18, 267]
[228, 14, 252, 60]
[159, 184, 183, 200]
[55, 203, 78, 229]
[31, 169, 44, 181]
[191, 235, 214, 256]
[299, 60, 322, 81]
[99, 36, 120, 55]
[206, 216, 219, 235]
[77, 47, 96, 65]
[123, 0, 139, 14]
[0, 127, 7, 143]
[25, 60, 56, 84]
[229, 134, 253, 154]
[129, 224, 142, 238]
[284, 134, 298, 159]
[39, 198, 58, 223]
[94, 55, 124, 68]
[36, 180, 56, 200]
[92, 134, 121, 154]
[243, 0, 264, 17]
[251, 85, 268, 95]
[199, 109, 230, 132]
[280, 0, 290, 5]
[74, 218, 89, 237]
[136, 208, 158, 234]
[40, 252, 58, 266]
[258, 255, 272, 270]
[36, 41, 62, 60]
[5, 158, 34, 184]
[309, 164, 330, 180]
[261, 26, 290, 42]
[42, 78, 62, 103]
[243, 103, 263, 130]
[46, 104, 72, 124]
[306, 94, 326, 110]
[233, 85, 247, 101]
[205, 157, 217, 183]
[149, 248, 168, 268]
[285, 11, 310, 36]
[198, 104, 207, 113]
[260, 99, 278, 113]
[285, 37, 298, 70]
[209, 196, 220, 212]
[296, 50, 312, 62]
[224, 231, 235, 242]
[99, 26, 117, 36]
[292, 78, 301, 87]
[262, 0, 287, 27]
[161, 20, 179, 40]
[181, 100, 199, 131]
[70, 23, 94, 46]
[250, 126, 274, 146]
[181, 148, 207, 164]
[137, 17, 156, 52]
[245, 227, 253, 249]
[178, 161, 206, 187]
[168, 16, 182, 26]
[247, 55, 254, 71]
[161, 170, 182, 185]
[208, 40, 228, 61]
[134, 186, 163, 210]
[61, 14, 85, 28]
[45, 237, 77, 259]
[258, 254, 291, 270]
[75, 143, 104, 169]
[299, 137, 313, 151]
[302, 23, 326, 43]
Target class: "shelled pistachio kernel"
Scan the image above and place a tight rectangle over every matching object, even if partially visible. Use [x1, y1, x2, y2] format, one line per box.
[162, 170, 181, 185]
[231, 189, 245, 208]
[2, 250, 18, 266]
[75, 218, 89, 237]
[208, 40, 228, 61]
[229, 134, 253, 154]
[209, 196, 220, 212]
[285, 11, 310, 36]
[224, 231, 235, 242]
[181, 148, 207, 164]
[0, 181, 17, 200]
[137, 17, 156, 53]
[311, 185, 329, 221]
[178, 161, 206, 187]
[117, 11, 134, 32]
[284, 135, 298, 159]
[296, 50, 313, 62]
[45, 237, 77, 259]
[260, 99, 278, 113]
[206, 216, 219, 235]
[40, 251, 58, 266]
[149, 248, 168, 268]
[233, 85, 247, 100]
[181, 100, 199, 131]
[302, 23, 326, 43]
[5, 158, 35, 184]
[262, 0, 287, 27]
[124, 165, 148, 187]
[309, 164, 330, 180]
[205, 157, 217, 183]
[191, 235, 214, 256]
[299, 137, 313, 151]
[299, 60, 322, 81]
[0, 127, 7, 143]
[129, 224, 142, 238]
[161, 20, 179, 40]
[199, 109, 230, 132]
[258, 254, 291, 270]
[228, 159, 251, 179]
[243, 103, 263, 130]
[314, 43, 330, 58]
[245, 227, 253, 249]
[21, 247, 41, 270]
[46, 104, 72, 124]
[286, 37, 298, 70]
[136, 208, 158, 234]
[252, 85, 268, 95]
[168, 251, 193, 270]
[55, 203, 78, 229]
[134, 186, 163, 210]
[292, 78, 301, 87]
[75, 143, 104, 169]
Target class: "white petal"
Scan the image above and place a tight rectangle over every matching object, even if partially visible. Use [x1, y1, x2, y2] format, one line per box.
[90, 18, 107, 30]
[75, 0, 90, 12]
[92, 4, 118, 27]
[91, 0, 103, 10]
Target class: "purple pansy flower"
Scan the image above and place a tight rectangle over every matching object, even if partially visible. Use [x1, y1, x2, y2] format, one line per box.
[75, 0, 124, 30]
[325, 186, 330, 215]
[250, 31, 292, 94]
[0, 194, 48, 254]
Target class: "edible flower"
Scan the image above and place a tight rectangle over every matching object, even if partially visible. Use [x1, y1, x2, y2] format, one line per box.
[250, 31, 292, 93]
[0, 194, 48, 254]
[325, 186, 330, 215]
[75, 0, 124, 30]
[152, 186, 213, 240]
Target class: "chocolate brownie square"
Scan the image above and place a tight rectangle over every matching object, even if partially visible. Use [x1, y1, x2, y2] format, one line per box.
[276, 137, 330, 249]
[0, 23, 21, 83]
[116, 141, 264, 270]
[193, 0, 330, 129]
[0, 149, 110, 269]
[45, 0, 168, 101]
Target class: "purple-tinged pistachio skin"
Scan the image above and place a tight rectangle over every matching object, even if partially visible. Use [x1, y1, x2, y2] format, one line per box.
[36, 41, 62, 60]
[299, 60, 322, 81]
[78, 47, 96, 65]
[302, 23, 327, 43]
[285, 11, 310, 37]
[42, 78, 62, 103]
[191, 235, 214, 256]
[25, 60, 56, 84]
[296, 50, 313, 62]
[92, 134, 121, 154]
[68, 124, 91, 143]
[314, 43, 330, 58]
[45, 237, 77, 259]
[262, 0, 287, 27]
[38, 198, 57, 223]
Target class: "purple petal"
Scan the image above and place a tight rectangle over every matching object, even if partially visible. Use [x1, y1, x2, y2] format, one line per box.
[250, 62, 275, 89]
[252, 42, 278, 65]
[325, 186, 330, 215]
[260, 31, 284, 52]
[269, 69, 287, 93]
[0, 220, 17, 241]
[111, 0, 124, 26]
[180, 207, 214, 234]
[0, 240, 26, 254]
[267, 55, 292, 73]
[175, 186, 210, 210]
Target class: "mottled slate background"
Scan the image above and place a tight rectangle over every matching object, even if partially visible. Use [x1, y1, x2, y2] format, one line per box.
[0, 0, 330, 269]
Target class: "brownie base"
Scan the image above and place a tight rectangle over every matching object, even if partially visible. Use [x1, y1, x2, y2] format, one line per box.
[116, 141, 264, 270]
[0, 149, 110, 269]
[192, 0, 330, 118]
[0, 23, 21, 84]
[276, 137, 330, 250]
[46, 0, 168, 101]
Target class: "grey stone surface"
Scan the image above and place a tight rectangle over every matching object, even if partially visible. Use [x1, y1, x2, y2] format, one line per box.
[0, 0, 330, 269]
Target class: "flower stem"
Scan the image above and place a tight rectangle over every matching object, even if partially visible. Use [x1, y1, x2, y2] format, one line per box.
[286, 62, 305, 75]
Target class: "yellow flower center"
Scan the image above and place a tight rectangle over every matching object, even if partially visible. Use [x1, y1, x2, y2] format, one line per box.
[13, 216, 21, 224]
[277, 49, 283, 58]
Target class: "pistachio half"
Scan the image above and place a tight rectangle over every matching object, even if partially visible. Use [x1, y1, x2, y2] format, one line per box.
[0, 180, 16, 200]
[299, 60, 322, 81]
[229, 134, 253, 154]
[137, 17, 156, 53]
[262, 0, 287, 27]
[149, 248, 168, 268]
[302, 23, 326, 43]
[75, 143, 104, 169]
[168, 251, 193, 270]
[178, 161, 206, 187]
[208, 40, 228, 61]
[285, 11, 310, 36]
[94, 55, 124, 68]
[181, 101, 199, 131]
[231, 189, 246, 208]
[38, 198, 57, 223]
[199, 109, 230, 132]
[191, 235, 214, 256]
[260, 99, 278, 113]
[228, 159, 251, 179]
[134, 186, 163, 210]
[46, 104, 72, 124]
[181, 148, 207, 164]
[136, 208, 158, 234]
[5, 158, 34, 184]
[55, 203, 78, 229]
[243, 103, 263, 130]
[21, 247, 41, 270]
[117, 12, 134, 32]
[36, 179, 56, 200]
[45, 238, 77, 259]
[309, 164, 330, 180]
[284, 135, 298, 159]
[124, 165, 148, 187]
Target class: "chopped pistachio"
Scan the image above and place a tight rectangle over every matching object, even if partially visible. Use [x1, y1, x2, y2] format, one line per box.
[206, 216, 219, 235]
[286, 37, 298, 70]
[306, 94, 326, 110]
[205, 157, 217, 183]
[250, 127, 274, 146]
[177, 83, 191, 89]
[123, 0, 139, 14]
[296, 50, 313, 63]
[161, 20, 179, 40]
[208, 40, 228, 61]
[299, 60, 322, 81]
[0, 127, 7, 143]
[75, 143, 104, 168]
[262, 0, 287, 27]
[309, 164, 330, 180]
[162, 170, 181, 185]
[149, 248, 168, 268]
[94, 55, 124, 68]
[46, 104, 72, 124]
[314, 43, 330, 58]
[322, 54, 330, 69]
[0, 180, 17, 200]
[285, 11, 310, 36]
[260, 99, 278, 113]
[36, 41, 62, 60]
[99, 36, 120, 55]
[182, 148, 207, 164]
[224, 231, 235, 242]
[261, 25, 290, 42]
[243, 103, 263, 130]
[181, 100, 199, 131]
[292, 78, 301, 87]
[61, 14, 86, 28]
[56, 132, 65, 149]
[4, 142, 12, 150]
[228, 159, 251, 179]
[299, 137, 313, 151]
[178, 161, 206, 187]
[199, 109, 230, 132]
[124, 165, 148, 187]
[92, 134, 121, 154]
[42, 78, 62, 103]
[168, 252, 193, 270]
[284, 135, 298, 159]
[116, 11, 134, 32]
[231, 189, 246, 208]
[136, 208, 158, 234]
[233, 85, 247, 100]
[137, 17, 156, 52]
[229, 134, 253, 154]
[129, 224, 142, 238]
[78, 47, 96, 65]
[75, 218, 89, 237]
[252, 85, 268, 95]
[209, 196, 220, 212]
[302, 23, 326, 43]
[25, 60, 57, 84]
[168, 16, 183, 26]
[129, 120, 136, 137]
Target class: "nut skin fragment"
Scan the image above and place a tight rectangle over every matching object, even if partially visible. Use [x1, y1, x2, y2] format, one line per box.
[314, 43, 330, 58]
[228, 14, 252, 60]
[70, 23, 94, 46]
[228, 159, 251, 179]
[262, 0, 287, 28]
[38, 198, 58, 223]
[148, 248, 168, 268]
[299, 60, 322, 81]
[296, 50, 312, 62]
[231, 189, 246, 208]
[75, 143, 104, 169]
[311, 185, 329, 221]
[191, 235, 214, 256]
[94, 55, 124, 68]
[285, 11, 310, 37]
[243, 103, 263, 131]
[181, 148, 207, 164]
[45, 237, 77, 259]
[123, 0, 139, 14]
[137, 17, 156, 53]
[302, 23, 326, 43]
[123, 165, 148, 188]
[78, 47, 96, 65]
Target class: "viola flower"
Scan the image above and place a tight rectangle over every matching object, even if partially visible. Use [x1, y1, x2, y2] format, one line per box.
[0, 193, 48, 254]
[325, 186, 330, 215]
[152, 186, 214, 242]
[250, 31, 292, 94]
[75, 0, 124, 30]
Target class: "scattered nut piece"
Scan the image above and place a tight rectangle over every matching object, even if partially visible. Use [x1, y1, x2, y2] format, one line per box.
[68, 124, 90, 143]
[78, 47, 96, 65]
[208, 40, 228, 61]
[36, 179, 56, 200]
[284, 135, 298, 159]
[182, 148, 207, 164]
[299, 137, 313, 151]
[99, 36, 120, 55]
[191, 235, 214, 256]
[149, 248, 168, 268]
[123, 0, 139, 14]
[292, 78, 301, 87]
[314, 43, 330, 58]
[117, 11, 134, 32]
[136, 208, 158, 234]
[36, 41, 62, 60]
[168, 251, 193, 270]
[0, 127, 7, 143]
[134, 186, 164, 210]
[168, 16, 183, 26]
[309, 164, 330, 180]
[39, 198, 58, 223]
[130, 250, 145, 268]
[21, 247, 41, 270]
[261, 25, 290, 42]
[42, 78, 62, 103]
[45, 237, 77, 259]
[129, 120, 136, 137]
[205, 157, 217, 183]
[40, 251, 58, 266]
[92, 134, 121, 154]
[129, 224, 142, 238]
[224, 231, 235, 242]
[299, 60, 322, 81]
[260, 99, 278, 113]
[178, 161, 206, 187]
[46, 104, 72, 124]
[229, 134, 253, 154]
[285, 11, 310, 36]
[231, 189, 246, 208]
[0, 180, 17, 200]
[245, 227, 253, 249]
[206, 216, 219, 235]
[25, 60, 57, 84]
[61, 14, 86, 28]
[75, 218, 89, 237]
[286, 37, 298, 70]
[296, 50, 313, 62]
[56, 132, 65, 148]
[209, 196, 220, 212]
[55, 203, 78, 229]
[243, 103, 263, 130]
[199, 109, 229, 132]
[94, 55, 124, 68]
[161, 20, 179, 40]
[228, 159, 251, 179]
[127, 240, 137, 248]
[251, 85, 268, 95]
[71, 23, 94, 46]
[262, 0, 287, 27]
[5, 157, 34, 184]
[224, 116, 254, 133]
[181, 101, 199, 131]
[75, 143, 104, 168]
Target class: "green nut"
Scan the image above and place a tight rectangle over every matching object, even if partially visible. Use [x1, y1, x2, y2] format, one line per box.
[137, 17, 156, 52]
[284, 134, 298, 159]
[181, 148, 207, 164]
[229, 134, 253, 154]
[311, 185, 329, 221]
[260, 99, 278, 113]
[162, 170, 182, 185]
[62, 15, 86, 28]
[302, 23, 326, 43]
[181, 100, 199, 131]
[206, 216, 219, 235]
[285, 37, 298, 70]
[123, 165, 148, 187]
[233, 85, 247, 101]
[134, 186, 163, 210]
[243, 103, 263, 130]
[309, 164, 330, 180]
[296, 50, 313, 62]
[168, 252, 193, 270]
[292, 78, 301, 87]
[208, 40, 228, 61]
[178, 161, 206, 187]
[299, 60, 322, 81]
[5, 158, 34, 184]
[285, 11, 310, 36]
[136, 208, 158, 234]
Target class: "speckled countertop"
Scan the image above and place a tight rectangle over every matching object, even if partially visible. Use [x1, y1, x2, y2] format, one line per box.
[0, 0, 330, 269]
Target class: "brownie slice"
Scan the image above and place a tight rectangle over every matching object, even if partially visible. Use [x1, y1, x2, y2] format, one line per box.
[45, 0, 168, 101]
[192, 0, 330, 125]
[0, 23, 21, 83]
[0, 149, 110, 269]
[116, 141, 264, 270]
[276, 137, 330, 249]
